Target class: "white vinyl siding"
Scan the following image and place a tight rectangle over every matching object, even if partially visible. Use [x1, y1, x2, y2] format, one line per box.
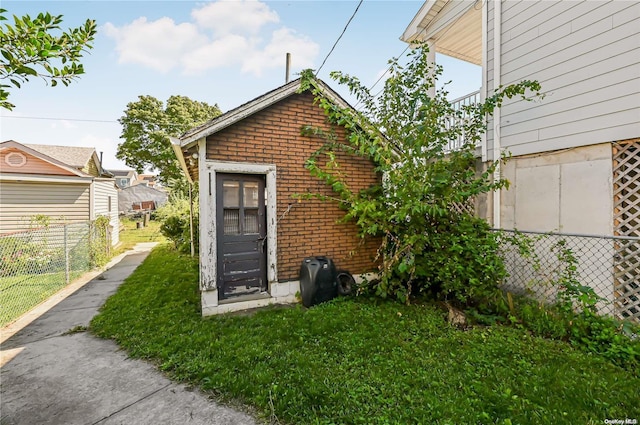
[92, 179, 119, 245]
[0, 181, 90, 234]
[486, 1, 640, 160]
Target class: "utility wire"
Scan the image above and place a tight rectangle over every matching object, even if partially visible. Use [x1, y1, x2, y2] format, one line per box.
[1, 115, 203, 127]
[355, 2, 465, 109]
[1, 115, 118, 124]
[315, 0, 364, 77]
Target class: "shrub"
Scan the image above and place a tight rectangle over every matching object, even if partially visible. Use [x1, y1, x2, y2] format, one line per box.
[0, 236, 63, 276]
[90, 215, 111, 267]
[156, 190, 198, 253]
[300, 45, 541, 307]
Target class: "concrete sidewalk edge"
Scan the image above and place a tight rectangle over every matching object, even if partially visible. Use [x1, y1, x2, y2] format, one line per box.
[0, 242, 159, 344]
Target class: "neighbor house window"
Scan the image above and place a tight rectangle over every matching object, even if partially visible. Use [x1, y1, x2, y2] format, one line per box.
[108, 196, 112, 212]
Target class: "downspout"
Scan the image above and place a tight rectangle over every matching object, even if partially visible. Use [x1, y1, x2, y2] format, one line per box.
[492, 0, 502, 229]
[89, 178, 95, 221]
[481, 0, 488, 162]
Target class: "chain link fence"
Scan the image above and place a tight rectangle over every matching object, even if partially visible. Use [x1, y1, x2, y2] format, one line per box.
[0, 222, 109, 327]
[497, 229, 640, 322]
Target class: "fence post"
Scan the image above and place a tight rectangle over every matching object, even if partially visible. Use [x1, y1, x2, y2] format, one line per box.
[64, 224, 70, 284]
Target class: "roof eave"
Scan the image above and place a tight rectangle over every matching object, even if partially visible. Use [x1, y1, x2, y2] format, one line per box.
[170, 137, 194, 184]
[401, 0, 438, 43]
[178, 78, 351, 148]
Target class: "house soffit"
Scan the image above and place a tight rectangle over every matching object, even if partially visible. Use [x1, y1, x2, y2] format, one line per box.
[402, 0, 482, 66]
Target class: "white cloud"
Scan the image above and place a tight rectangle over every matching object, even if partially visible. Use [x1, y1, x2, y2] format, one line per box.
[104, 1, 318, 77]
[182, 35, 252, 75]
[50, 119, 76, 130]
[103, 17, 206, 73]
[241, 28, 318, 76]
[191, 0, 279, 36]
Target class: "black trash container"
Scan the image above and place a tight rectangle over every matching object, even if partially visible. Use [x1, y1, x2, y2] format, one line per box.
[299, 256, 338, 307]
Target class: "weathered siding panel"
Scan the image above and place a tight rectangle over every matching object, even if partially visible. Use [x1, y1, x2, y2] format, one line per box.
[93, 179, 119, 245]
[487, 1, 640, 159]
[0, 181, 90, 234]
[0, 148, 76, 176]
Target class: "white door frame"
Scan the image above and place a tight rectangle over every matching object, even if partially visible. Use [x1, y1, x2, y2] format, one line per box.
[200, 159, 278, 307]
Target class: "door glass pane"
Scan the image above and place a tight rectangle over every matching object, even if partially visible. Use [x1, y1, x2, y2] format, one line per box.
[244, 209, 259, 234]
[223, 181, 240, 207]
[243, 182, 259, 208]
[223, 209, 240, 234]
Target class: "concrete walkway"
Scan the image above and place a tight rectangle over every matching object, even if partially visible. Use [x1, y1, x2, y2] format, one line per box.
[0, 244, 257, 425]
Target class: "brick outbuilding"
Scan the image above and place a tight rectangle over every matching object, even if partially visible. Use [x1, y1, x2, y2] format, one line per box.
[173, 78, 380, 316]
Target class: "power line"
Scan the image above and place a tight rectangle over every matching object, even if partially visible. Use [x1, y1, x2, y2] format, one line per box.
[1, 115, 118, 124]
[315, 0, 364, 77]
[355, 3, 464, 109]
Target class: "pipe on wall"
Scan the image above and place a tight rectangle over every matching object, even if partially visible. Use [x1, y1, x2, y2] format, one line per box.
[492, 0, 502, 229]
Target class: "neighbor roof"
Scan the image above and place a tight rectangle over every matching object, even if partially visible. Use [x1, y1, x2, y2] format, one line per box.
[111, 169, 138, 178]
[24, 144, 96, 169]
[0, 140, 91, 178]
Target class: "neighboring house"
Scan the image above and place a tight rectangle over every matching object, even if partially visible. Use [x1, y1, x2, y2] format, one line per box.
[402, 0, 639, 236]
[402, 1, 639, 319]
[118, 184, 168, 214]
[0, 140, 120, 245]
[172, 78, 380, 316]
[111, 169, 138, 189]
[134, 174, 160, 188]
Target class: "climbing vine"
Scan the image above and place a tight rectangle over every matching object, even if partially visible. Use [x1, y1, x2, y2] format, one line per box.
[300, 45, 542, 307]
[90, 215, 111, 267]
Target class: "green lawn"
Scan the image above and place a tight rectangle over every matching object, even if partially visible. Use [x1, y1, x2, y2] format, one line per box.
[0, 270, 84, 327]
[116, 217, 166, 251]
[91, 246, 640, 425]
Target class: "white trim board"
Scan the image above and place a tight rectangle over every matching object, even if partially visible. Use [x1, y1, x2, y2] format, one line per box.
[0, 174, 93, 184]
[200, 160, 278, 310]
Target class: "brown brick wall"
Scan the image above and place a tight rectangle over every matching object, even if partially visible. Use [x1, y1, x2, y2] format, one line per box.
[207, 91, 380, 281]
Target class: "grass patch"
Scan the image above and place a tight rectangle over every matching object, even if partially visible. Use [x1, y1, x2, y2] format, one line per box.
[91, 246, 640, 424]
[116, 217, 166, 251]
[0, 270, 84, 327]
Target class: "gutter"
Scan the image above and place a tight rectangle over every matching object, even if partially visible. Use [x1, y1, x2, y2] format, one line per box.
[481, 0, 488, 162]
[0, 174, 93, 184]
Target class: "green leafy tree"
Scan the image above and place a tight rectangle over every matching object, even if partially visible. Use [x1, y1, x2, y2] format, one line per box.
[0, 9, 96, 110]
[117, 95, 221, 183]
[301, 46, 542, 307]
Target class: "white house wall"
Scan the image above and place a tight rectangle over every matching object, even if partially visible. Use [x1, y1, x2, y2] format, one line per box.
[485, 1, 640, 160]
[92, 179, 119, 246]
[0, 181, 90, 233]
[500, 143, 614, 236]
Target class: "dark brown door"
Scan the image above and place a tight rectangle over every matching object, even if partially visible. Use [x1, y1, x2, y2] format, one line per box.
[216, 174, 267, 299]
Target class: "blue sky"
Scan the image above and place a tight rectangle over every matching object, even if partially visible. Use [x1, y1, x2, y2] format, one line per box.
[0, 0, 480, 170]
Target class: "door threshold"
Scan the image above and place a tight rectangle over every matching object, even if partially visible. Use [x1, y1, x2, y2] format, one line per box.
[219, 292, 270, 305]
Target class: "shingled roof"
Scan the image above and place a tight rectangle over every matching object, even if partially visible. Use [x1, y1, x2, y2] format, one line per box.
[24, 144, 96, 169]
